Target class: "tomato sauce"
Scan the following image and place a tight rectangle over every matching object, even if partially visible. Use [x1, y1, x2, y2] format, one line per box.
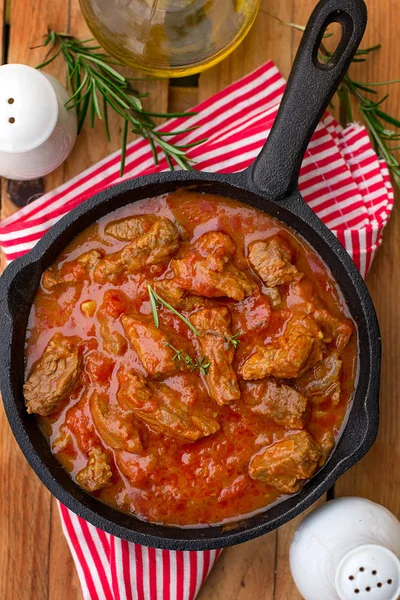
[25, 190, 358, 526]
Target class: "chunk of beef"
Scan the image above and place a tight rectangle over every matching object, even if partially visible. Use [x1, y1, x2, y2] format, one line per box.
[318, 431, 335, 466]
[117, 370, 157, 413]
[296, 353, 342, 406]
[196, 231, 236, 256]
[249, 236, 302, 288]
[313, 309, 353, 351]
[231, 289, 271, 334]
[240, 314, 323, 380]
[52, 427, 74, 454]
[90, 392, 142, 453]
[153, 279, 185, 307]
[153, 279, 213, 311]
[105, 214, 159, 241]
[94, 216, 179, 283]
[98, 291, 129, 356]
[171, 232, 255, 301]
[42, 249, 103, 290]
[117, 369, 220, 442]
[77, 249, 104, 270]
[249, 431, 321, 493]
[24, 333, 81, 416]
[121, 314, 180, 377]
[100, 321, 127, 356]
[76, 447, 113, 492]
[190, 307, 240, 405]
[245, 380, 307, 428]
[263, 286, 282, 308]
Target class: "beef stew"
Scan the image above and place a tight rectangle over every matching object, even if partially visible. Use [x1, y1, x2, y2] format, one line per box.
[24, 190, 357, 526]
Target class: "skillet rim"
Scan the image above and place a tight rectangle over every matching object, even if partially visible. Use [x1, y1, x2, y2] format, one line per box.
[0, 170, 380, 550]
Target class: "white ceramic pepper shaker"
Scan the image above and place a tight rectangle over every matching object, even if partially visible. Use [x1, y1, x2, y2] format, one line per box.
[290, 497, 400, 600]
[0, 64, 77, 180]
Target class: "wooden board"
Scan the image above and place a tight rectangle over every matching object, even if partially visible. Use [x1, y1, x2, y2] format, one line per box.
[1, 0, 400, 598]
[0, 0, 4, 65]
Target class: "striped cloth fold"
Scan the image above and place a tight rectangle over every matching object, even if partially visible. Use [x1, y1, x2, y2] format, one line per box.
[59, 504, 221, 600]
[0, 61, 394, 600]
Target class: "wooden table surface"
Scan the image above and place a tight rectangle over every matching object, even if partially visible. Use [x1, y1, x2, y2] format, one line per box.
[1, 0, 400, 598]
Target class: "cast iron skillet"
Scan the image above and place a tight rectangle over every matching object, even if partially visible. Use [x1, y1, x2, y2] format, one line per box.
[0, 0, 380, 551]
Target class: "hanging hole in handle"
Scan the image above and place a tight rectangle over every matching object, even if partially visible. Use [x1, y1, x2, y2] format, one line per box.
[316, 20, 344, 69]
[8, 98, 14, 104]
[8, 117, 15, 124]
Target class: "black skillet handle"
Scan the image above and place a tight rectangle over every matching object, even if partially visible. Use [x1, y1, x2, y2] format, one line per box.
[246, 0, 367, 200]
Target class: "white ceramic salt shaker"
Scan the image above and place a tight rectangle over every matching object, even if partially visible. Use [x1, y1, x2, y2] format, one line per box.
[0, 64, 77, 180]
[290, 497, 400, 600]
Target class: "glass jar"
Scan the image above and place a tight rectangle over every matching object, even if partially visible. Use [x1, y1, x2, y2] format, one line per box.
[79, 0, 260, 77]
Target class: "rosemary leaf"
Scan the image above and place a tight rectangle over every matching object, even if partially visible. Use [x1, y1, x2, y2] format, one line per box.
[91, 79, 102, 120]
[148, 137, 159, 165]
[351, 81, 378, 95]
[77, 92, 91, 134]
[147, 285, 201, 336]
[355, 44, 382, 55]
[103, 96, 110, 142]
[120, 120, 128, 177]
[148, 284, 159, 328]
[35, 31, 205, 175]
[359, 79, 400, 87]
[375, 110, 400, 129]
[36, 48, 61, 69]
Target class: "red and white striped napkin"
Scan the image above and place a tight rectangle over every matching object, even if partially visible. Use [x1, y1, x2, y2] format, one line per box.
[0, 61, 394, 600]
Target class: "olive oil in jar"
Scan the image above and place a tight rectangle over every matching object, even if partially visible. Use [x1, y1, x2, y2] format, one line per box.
[79, 0, 260, 77]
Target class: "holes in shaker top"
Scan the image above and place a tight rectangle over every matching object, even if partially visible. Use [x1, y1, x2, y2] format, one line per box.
[349, 576, 355, 581]
[365, 587, 371, 592]
[354, 589, 360, 594]
[8, 98, 14, 104]
[377, 582, 383, 588]
[359, 567, 365, 572]
[8, 117, 15, 124]
[372, 570, 377, 576]
[388, 579, 393, 585]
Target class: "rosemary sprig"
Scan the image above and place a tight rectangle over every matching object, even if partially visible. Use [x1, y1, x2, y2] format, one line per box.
[278, 19, 400, 187]
[164, 342, 211, 375]
[206, 330, 241, 349]
[34, 31, 204, 176]
[147, 285, 200, 336]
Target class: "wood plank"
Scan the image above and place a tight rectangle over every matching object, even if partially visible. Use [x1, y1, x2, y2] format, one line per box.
[0, 1, 71, 596]
[198, 534, 276, 600]
[0, 0, 4, 65]
[334, 0, 400, 515]
[168, 86, 199, 114]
